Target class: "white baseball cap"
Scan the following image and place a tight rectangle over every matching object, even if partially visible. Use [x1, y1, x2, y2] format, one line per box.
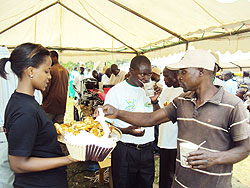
[152, 67, 161, 76]
[167, 49, 216, 71]
[79, 62, 85, 68]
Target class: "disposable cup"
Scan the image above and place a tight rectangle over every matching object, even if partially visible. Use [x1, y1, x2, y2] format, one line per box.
[144, 82, 155, 97]
[179, 142, 198, 168]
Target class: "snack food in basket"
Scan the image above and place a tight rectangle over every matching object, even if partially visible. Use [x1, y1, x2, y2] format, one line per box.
[54, 116, 110, 137]
[54, 116, 121, 162]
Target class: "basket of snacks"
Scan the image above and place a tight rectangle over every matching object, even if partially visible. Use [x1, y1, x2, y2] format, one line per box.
[54, 111, 121, 162]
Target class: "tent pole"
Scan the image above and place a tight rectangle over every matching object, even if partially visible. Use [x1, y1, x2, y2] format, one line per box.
[107, 0, 187, 43]
[229, 61, 242, 71]
[188, 28, 250, 42]
[143, 28, 250, 53]
[186, 42, 189, 51]
[6, 45, 136, 54]
[0, 2, 58, 35]
[58, 2, 138, 54]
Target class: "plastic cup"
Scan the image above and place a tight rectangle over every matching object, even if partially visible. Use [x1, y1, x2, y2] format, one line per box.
[144, 82, 155, 97]
[179, 142, 198, 168]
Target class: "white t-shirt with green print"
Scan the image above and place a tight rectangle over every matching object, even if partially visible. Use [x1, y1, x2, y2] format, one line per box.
[104, 80, 154, 144]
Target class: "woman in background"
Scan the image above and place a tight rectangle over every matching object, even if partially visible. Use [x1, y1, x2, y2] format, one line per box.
[0, 43, 77, 188]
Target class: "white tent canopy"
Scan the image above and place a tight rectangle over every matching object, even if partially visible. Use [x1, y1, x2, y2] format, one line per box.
[1, 0, 250, 63]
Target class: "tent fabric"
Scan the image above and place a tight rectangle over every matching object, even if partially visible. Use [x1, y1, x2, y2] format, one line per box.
[0, 0, 250, 63]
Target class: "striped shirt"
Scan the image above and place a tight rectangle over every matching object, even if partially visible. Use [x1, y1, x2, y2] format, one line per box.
[163, 86, 249, 188]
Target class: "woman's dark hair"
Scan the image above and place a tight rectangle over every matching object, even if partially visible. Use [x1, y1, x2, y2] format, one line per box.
[0, 43, 50, 79]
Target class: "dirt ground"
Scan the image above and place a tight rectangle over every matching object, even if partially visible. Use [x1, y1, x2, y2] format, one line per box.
[66, 162, 110, 188]
[62, 142, 249, 188]
[65, 158, 249, 188]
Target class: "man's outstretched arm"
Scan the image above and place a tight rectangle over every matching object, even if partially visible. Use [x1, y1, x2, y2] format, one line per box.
[102, 104, 170, 127]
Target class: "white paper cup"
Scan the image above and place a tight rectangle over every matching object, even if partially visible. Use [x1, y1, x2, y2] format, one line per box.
[179, 142, 198, 168]
[144, 82, 155, 97]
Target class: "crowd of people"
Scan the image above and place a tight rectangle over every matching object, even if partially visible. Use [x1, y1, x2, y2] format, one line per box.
[0, 43, 249, 188]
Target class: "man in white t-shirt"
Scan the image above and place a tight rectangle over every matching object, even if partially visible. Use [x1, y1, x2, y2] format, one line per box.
[73, 63, 85, 99]
[104, 56, 161, 188]
[157, 67, 183, 188]
[101, 68, 112, 85]
[221, 71, 238, 95]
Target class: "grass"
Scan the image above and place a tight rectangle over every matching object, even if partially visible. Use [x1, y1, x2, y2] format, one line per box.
[65, 96, 250, 188]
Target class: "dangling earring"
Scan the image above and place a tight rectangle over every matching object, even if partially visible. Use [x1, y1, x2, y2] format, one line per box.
[29, 74, 33, 79]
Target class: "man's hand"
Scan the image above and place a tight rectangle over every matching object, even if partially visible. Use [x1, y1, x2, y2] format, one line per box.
[120, 126, 145, 137]
[150, 84, 162, 102]
[101, 104, 119, 119]
[186, 149, 217, 169]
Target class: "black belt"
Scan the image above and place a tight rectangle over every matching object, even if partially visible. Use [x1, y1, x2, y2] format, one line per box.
[120, 141, 152, 150]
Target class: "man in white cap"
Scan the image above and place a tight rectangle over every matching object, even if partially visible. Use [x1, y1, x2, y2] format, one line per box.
[151, 66, 161, 83]
[102, 49, 250, 188]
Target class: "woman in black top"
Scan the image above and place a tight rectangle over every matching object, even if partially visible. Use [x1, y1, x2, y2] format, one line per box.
[0, 43, 77, 188]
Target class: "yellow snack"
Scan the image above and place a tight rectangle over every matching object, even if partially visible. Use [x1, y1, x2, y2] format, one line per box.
[54, 116, 110, 138]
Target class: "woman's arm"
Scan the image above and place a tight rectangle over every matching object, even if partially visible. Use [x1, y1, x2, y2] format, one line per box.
[9, 155, 77, 173]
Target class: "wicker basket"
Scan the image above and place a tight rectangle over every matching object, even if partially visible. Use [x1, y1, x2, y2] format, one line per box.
[65, 126, 121, 162]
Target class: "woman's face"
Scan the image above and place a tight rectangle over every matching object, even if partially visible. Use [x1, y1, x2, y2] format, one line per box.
[31, 56, 52, 91]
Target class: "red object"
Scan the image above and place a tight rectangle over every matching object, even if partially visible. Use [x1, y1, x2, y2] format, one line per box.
[89, 88, 111, 101]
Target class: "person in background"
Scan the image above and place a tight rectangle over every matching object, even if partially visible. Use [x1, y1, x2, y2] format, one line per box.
[151, 66, 161, 83]
[210, 52, 229, 92]
[221, 71, 238, 95]
[151, 66, 162, 157]
[157, 67, 183, 188]
[0, 43, 77, 188]
[73, 63, 85, 99]
[102, 49, 250, 188]
[42, 51, 69, 124]
[102, 65, 108, 74]
[84, 68, 92, 78]
[102, 68, 112, 85]
[69, 66, 79, 98]
[92, 70, 103, 82]
[236, 88, 247, 101]
[238, 70, 250, 87]
[0, 46, 15, 188]
[104, 55, 162, 188]
[109, 64, 127, 85]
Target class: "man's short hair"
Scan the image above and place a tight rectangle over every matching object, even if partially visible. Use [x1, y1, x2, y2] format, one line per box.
[111, 64, 118, 70]
[243, 70, 250, 77]
[130, 55, 151, 70]
[50, 51, 58, 59]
